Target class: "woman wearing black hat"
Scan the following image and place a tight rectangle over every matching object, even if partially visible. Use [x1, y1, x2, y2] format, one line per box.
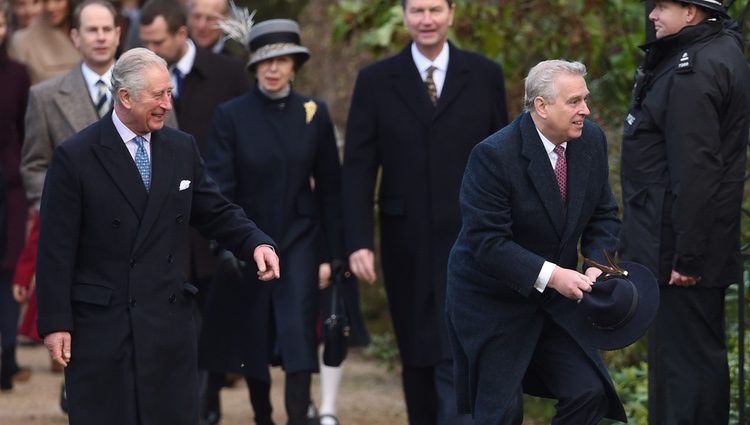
[198, 18, 350, 425]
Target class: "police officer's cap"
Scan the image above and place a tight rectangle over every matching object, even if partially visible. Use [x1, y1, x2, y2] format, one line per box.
[672, 0, 729, 18]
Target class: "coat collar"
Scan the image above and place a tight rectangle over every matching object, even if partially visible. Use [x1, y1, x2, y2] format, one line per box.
[390, 42, 469, 125]
[519, 113, 591, 239]
[53, 64, 99, 132]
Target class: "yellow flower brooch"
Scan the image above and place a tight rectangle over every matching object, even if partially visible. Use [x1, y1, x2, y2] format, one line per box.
[304, 100, 317, 124]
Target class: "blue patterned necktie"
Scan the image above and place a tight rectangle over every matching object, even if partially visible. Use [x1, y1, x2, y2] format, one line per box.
[133, 136, 151, 192]
[172, 68, 184, 99]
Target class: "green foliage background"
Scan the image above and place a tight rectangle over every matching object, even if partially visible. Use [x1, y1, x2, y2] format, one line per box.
[330, 0, 645, 128]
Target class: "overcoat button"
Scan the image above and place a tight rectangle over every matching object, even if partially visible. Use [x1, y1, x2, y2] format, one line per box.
[111, 219, 121, 228]
[167, 254, 174, 264]
[168, 294, 176, 303]
[176, 214, 184, 224]
[129, 298, 136, 307]
[129, 259, 136, 268]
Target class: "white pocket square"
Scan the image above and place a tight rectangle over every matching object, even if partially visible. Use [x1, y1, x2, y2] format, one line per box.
[179, 180, 191, 191]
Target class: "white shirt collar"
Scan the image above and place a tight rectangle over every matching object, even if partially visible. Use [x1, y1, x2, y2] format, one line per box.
[172, 38, 196, 79]
[112, 109, 151, 144]
[211, 36, 226, 54]
[536, 126, 567, 167]
[411, 41, 449, 75]
[81, 63, 113, 102]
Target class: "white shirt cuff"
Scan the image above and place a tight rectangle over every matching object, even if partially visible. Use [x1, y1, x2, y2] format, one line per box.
[534, 261, 556, 293]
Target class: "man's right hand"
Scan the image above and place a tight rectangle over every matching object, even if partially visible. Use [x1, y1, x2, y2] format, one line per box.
[349, 248, 376, 284]
[44, 331, 72, 368]
[547, 266, 594, 302]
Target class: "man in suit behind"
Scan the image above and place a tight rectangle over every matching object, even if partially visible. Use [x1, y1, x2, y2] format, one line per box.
[139, 0, 249, 290]
[187, 0, 246, 61]
[446, 60, 625, 424]
[36, 47, 280, 425]
[21, 0, 120, 211]
[342, 0, 507, 423]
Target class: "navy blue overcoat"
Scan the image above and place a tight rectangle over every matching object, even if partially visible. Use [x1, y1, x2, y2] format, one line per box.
[446, 113, 627, 423]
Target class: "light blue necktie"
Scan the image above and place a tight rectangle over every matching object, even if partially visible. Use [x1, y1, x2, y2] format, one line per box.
[133, 136, 151, 192]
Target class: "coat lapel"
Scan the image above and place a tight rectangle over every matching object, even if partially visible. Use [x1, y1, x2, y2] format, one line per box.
[91, 114, 148, 219]
[53, 66, 99, 133]
[560, 132, 592, 242]
[433, 44, 468, 121]
[520, 114, 565, 237]
[131, 130, 175, 257]
[391, 46, 434, 126]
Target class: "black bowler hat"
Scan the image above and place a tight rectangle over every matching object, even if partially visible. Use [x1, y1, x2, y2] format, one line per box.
[246, 19, 310, 70]
[576, 260, 659, 351]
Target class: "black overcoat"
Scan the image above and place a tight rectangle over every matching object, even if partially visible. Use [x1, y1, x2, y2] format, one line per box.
[35, 115, 275, 425]
[446, 113, 626, 423]
[175, 46, 250, 281]
[199, 87, 342, 378]
[342, 43, 508, 366]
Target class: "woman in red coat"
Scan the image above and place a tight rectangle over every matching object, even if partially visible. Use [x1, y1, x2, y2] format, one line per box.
[13, 215, 38, 342]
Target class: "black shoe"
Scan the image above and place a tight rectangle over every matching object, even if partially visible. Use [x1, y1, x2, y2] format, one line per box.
[318, 415, 339, 425]
[203, 409, 220, 425]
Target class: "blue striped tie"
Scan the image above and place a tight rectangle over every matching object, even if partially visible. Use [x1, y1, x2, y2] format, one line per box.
[134, 136, 151, 192]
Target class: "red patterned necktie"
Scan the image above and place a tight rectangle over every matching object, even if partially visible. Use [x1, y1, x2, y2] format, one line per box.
[553, 145, 567, 204]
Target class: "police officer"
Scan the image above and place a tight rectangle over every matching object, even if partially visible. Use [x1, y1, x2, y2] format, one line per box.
[620, 1, 750, 423]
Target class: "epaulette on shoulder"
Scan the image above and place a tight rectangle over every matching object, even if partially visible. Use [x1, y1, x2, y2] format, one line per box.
[676, 49, 695, 73]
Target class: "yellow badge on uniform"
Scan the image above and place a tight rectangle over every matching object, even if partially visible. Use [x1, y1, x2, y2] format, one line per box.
[304, 100, 317, 124]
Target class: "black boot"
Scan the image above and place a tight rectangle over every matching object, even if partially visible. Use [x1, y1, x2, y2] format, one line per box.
[1, 346, 32, 391]
[285, 372, 311, 425]
[201, 372, 223, 425]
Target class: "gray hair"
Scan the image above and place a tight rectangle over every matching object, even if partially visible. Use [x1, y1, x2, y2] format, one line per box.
[524, 60, 587, 112]
[111, 48, 168, 105]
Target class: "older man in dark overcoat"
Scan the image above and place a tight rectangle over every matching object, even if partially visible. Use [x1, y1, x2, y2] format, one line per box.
[342, 0, 507, 422]
[446, 60, 627, 424]
[35, 48, 279, 425]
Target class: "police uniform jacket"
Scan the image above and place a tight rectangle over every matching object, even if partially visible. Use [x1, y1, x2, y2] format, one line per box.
[620, 19, 750, 286]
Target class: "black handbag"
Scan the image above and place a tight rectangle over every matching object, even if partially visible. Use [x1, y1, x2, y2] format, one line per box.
[323, 269, 350, 367]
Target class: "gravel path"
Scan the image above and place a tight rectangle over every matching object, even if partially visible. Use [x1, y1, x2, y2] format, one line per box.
[0, 344, 408, 425]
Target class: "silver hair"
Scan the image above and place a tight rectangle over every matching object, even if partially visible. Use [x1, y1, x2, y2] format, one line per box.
[111, 48, 168, 105]
[524, 60, 587, 112]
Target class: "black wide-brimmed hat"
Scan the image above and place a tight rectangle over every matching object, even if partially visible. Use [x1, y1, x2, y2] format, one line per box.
[246, 19, 310, 70]
[575, 260, 659, 351]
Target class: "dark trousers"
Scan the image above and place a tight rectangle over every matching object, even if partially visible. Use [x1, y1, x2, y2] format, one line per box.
[0, 271, 18, 348]
[285, 371, 310, 425]
[648, 285, 729, 425]
[500, 320, 609, 425]
[402, 360, 472, 425]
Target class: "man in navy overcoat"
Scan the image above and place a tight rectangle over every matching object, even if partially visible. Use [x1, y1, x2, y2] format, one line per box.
[35, 48, 279, 425]
[446, 60, 627, 424]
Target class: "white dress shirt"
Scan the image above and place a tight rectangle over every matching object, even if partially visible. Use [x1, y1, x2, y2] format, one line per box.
[81, 63, 113, 105]
[112, 110, 152, 161]
[171, 39, 197, 98]
[411, 41, 449, 97]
